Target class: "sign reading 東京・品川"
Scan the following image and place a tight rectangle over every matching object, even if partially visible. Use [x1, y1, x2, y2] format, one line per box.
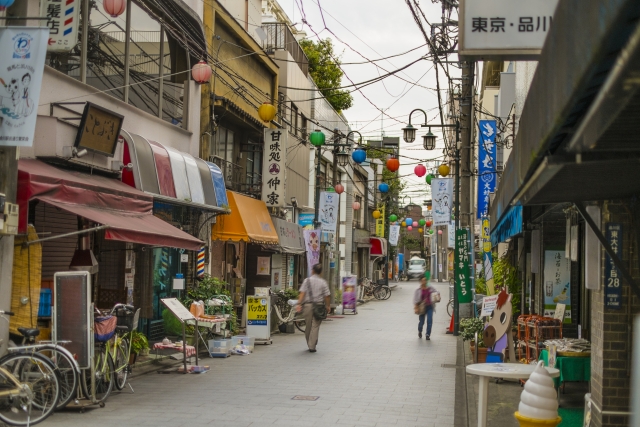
[262, 129, 287, 207]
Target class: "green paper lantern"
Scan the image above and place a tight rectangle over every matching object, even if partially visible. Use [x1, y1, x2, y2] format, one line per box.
[326, 187, 335, 192]
[429, 229, 434, 235]
[426, 174, 433, 185]
[389, 214, 398, 222]
[418, 219, 426, 226]
[309, 129, 325, 147]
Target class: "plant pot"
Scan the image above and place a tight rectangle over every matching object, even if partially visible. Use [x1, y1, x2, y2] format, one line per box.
[139, 347, 150, 357]
[129, 353, 137, 365]
[185, 335, 196, 346]
[477, 347, 488, 363]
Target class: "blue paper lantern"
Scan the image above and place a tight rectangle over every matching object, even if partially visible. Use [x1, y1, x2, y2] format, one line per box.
[0, 0, 15, 10]
[351, 148, 366, 164]
[378, 183, 389, 193]
[406, 218, 413, 226]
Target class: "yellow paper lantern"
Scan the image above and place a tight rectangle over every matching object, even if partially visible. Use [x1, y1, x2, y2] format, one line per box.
[427, 205, 432, 211]
[419, 228, 423, 233]
[401, 221, 406, 227]
[258, 102, 277, 122]
[438, 163, 450, 177]
[372, 210, 381, 219]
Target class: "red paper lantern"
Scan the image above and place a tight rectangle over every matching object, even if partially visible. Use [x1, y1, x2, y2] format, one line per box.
[191, 60, 212, 84]
[334, 183, 344, 194]
[386, 157, 400, 172]
[352, 201, 361, 210]
[438, 230, 443, 235]
[414, 164, 426, 177]
[103, 0, 126, 17]
[426, 220, 432, 227]
[408, 226, 413, 231]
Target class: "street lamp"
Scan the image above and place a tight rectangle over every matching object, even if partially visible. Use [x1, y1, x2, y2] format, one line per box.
[402, 109, 429, 144]
[423, 132, 436, 150]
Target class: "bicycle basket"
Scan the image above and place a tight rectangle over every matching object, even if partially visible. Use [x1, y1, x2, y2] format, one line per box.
[94, 315, 117, 342]
[115, 308, 135, 330]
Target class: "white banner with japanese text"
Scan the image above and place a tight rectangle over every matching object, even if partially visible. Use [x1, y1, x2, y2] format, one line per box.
[0, 27, 48, 147]
[40, 0, 80, 52]
[431, 178, 453, 226]
[262, 129, 287, 207]
[318, 191, 339, 233]
[389, 225, 400, 246]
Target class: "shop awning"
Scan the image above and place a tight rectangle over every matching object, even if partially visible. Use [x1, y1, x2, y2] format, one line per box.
[490, 205, 523, 247]
[211, 191, 278, 244]
[272, 217, 306, 254]
[17, 159, 204, 250]
[370, 237, 387, 257]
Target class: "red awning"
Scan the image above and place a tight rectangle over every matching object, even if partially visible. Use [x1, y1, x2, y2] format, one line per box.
[370, 237, 387, 256]
[18, 159, 203, 250]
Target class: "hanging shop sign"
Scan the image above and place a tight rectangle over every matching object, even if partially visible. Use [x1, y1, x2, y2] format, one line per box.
[298, 213, 315, 228]
[257, 256, 270, 276]
[477, 120, 496, 219]
[0, 27, 48, 147]
[448, 220, 455, 248]
[605, 223, 623, 310]
[460, 0, 560, 59]
[455, 229, 473, 303]
[303, 229, 321, 277]
[431, 178, 453, 226]
[262, 129, 287, 207]
[40, 0, 80, 52]
[543, 250, 571, 321]
[74, 102, 124, 156]
[318, 191, 339, 232]
[375, 204, 385, 238]
[482, 217, 496, 296]
[389, 224, 400, 246]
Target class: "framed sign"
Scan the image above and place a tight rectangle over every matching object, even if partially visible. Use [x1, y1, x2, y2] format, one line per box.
[605, 223, 623, 309]
[74, 102, 124, 157]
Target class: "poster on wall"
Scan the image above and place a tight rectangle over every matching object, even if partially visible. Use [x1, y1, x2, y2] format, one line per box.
[318, 191, 339, 232]
[0, 27, 49, 147]
[262, 129, 287, 207]
[303, 229, 321, 277]
[543, 250, 571, 322]
[257, 257, 270, 275]
[431, 179, 453, 225]
[605, 223, 623, 309]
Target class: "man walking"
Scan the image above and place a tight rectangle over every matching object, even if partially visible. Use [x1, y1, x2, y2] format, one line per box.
[296, 264, 330, 352]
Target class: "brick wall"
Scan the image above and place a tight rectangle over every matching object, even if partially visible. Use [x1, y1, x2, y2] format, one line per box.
[590, 201, 640, 427]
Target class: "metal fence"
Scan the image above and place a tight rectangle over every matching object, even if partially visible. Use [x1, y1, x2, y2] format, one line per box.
[262, 23, 309, 77]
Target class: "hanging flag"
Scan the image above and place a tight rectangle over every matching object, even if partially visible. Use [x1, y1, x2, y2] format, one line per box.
[477, 120, 497, 218]
[431, 178, 453, 226]
[303, 229, 321, 277]
[389, 224, 400, 246]
[318, 191, 339, 233]
[481, 217, 495, 295]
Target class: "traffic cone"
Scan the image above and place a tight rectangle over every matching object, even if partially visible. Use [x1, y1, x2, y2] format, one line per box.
[446, 312, 454, 334]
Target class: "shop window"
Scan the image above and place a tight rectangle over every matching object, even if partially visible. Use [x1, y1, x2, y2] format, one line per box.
[151, 247, 185, 321]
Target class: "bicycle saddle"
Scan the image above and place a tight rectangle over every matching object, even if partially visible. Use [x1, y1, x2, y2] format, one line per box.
[116, 325, 129, 332]
[18, 327, 40, 338]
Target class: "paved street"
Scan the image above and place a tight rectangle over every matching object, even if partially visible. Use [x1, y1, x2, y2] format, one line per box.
[43, 280, 456, 427]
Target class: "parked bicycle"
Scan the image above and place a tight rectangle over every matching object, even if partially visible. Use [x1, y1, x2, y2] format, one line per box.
[0, 310, 60, 426]
[358, 278, 391, 300]
[271, 293, 306, 333]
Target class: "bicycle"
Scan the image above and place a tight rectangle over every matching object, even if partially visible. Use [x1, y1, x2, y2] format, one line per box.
[358, 278, 391, 300]
[0, 311, 60, 426]
[81, 310, 116, 404]
[106, 304, 139, 392]
[271, 294, 306, 333]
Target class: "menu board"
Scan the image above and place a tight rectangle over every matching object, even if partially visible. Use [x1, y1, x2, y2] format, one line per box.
[161, 298, 195, 322]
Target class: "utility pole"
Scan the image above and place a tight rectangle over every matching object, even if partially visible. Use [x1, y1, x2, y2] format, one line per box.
[330, 129, 340, 304]
[459, 61, 474, 229]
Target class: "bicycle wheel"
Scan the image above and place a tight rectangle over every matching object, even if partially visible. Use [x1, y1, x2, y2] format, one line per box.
[81, 347, 114, 403]
[114, 338, 129, 391]
[382, 286, 392, 300]
[373, 286, 387, 300]
[36, 346, 78, 410]
[293, 315, 306, 333]
[0, 353, 60, 426]
[447, 300, 454, 317]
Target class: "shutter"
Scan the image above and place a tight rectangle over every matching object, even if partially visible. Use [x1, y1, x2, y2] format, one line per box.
[34, 202, 78, 280]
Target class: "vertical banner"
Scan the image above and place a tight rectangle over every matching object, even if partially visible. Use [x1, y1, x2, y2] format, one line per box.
[0, 27, 49, 147]
[389, 224, 400, 246]
[477, 120, 497, 218]
[318, 191, 339, 232]
[375, 204, 385, 237]
[303, 229, 321, 277]
[262, 129, 287, 207]
[605, 223, 623, 309]
[455, 229, 473, 303]
[481, 217, 495, 295]
[41, 0, 80, 52]
[431, 178, 453, 225]
[543, 250, 571, 321]
[447, 220, 455, 248]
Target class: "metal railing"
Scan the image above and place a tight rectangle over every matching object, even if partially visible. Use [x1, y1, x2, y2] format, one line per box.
[209, 156, 262, 197]
[262, 23, 309, 77]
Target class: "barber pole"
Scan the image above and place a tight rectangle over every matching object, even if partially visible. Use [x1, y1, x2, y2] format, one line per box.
[197, 247, 205, 277]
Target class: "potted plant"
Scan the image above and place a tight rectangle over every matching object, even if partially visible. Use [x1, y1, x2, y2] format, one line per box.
[460, 317, 488, 363]
[127, 330, 149, 364]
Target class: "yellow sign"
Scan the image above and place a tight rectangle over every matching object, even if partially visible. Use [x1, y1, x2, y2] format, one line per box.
[375, 205, 385, 237]
[482, 218, 491, 253]
[247, 297, 268, 325]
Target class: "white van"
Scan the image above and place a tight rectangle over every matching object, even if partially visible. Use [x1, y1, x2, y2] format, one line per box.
[407, 257, 427, 279]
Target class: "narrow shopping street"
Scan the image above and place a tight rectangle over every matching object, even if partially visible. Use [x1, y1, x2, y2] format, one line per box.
[43, 281, 454, 427]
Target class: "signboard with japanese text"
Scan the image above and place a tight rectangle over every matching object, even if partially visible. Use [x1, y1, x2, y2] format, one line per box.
[375, 204, 385, 237]
[389, 224, 400, 246]
[40, 0, 80, 52]
[605, 223, 623, 309]
[246, 295, 270, 340]
[431, 179, 453, 226]
[460, 0, 559, 59]
[543, 250, 571, 321]
[298, 213, 315, 228]
[0, 27, 49, 147]
[455, 229, 473, 303]
[481, 217, 496, 295]
[448, 220, 455, 248]
[318, 191, 339, 232]
[480, 295, 499, 317]
[477, 120, 496, 218]
[74, 102, 124, 156]
[262, 129, 287, 207]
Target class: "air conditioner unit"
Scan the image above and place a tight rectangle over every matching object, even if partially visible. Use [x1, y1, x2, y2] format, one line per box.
[373, 270, 383, 282]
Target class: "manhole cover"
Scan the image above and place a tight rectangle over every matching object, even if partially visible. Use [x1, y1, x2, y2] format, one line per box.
[441, 364, 462, 369]
[292, 395, 319, 401]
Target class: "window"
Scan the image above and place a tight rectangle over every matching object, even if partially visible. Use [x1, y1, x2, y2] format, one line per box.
[245, 145, 262, 186]
[214, 127, 234, 163]
[290, 103, 299, 136]
[301, 115, 308, 141]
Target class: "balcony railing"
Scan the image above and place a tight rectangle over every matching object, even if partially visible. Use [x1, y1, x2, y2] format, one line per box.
[262, 23, 309, 77]
[209, 156, 262, 198]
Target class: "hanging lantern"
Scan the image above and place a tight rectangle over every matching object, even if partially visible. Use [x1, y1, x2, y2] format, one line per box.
[386, 157, 400, 172]
[418, 219, 426, 226]
[378, 183, 389, 193]
[426, 174, 433, 185]
[0, 0, 15, 11]
[406, 218, 413, 226]
[334, 183, 345, 194]
[401, 221, 407, 227]
[352, 201, 361, 210]
[438, 230, 443, 235]
[408, 226, 413, 231]
[309, 129, 325, 147]
[389, 214, 398, 222]
[414, 164, 426, 177]
[326, 186, 335, 193]
[191, 60, 212, 84]
[429, 229, 434, 235]
[425, 220, 432, 227]
[419, 228, 423, 233]
[352, 148, 366, 164]
[402, 123, 416, 143]
[439, 163, 450, 177]
[372, 210, 381, 219]
[258, 102, 277, 122]
[423, 132, 437, 150]
[103, 0, 126, 17]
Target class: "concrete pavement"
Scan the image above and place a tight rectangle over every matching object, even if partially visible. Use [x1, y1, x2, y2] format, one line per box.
[43, 280, 456, 427]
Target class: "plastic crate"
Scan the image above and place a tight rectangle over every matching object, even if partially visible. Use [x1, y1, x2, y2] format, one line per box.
[37, 289, 51, 318]
[231, 336, 255, 353]
[208, 339, 231, 354]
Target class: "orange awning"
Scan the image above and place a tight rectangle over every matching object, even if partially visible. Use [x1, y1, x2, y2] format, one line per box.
[211, 191, 278, 244]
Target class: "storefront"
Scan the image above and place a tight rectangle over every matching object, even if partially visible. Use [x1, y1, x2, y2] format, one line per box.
[271, 217, 306, 290]
[370, 237, 387, 282]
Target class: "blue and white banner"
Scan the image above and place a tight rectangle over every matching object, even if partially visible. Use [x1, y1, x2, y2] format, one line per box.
[477, 120, 497, 218]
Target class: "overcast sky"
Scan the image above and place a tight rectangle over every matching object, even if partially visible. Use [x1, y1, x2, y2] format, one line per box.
[280, 0, 462, 203]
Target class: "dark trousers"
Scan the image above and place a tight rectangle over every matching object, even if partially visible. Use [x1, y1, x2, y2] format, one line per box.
[418, 305, 433, 336]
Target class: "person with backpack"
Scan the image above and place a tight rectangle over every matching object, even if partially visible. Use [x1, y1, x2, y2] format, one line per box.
[414, 276, 439, 340]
